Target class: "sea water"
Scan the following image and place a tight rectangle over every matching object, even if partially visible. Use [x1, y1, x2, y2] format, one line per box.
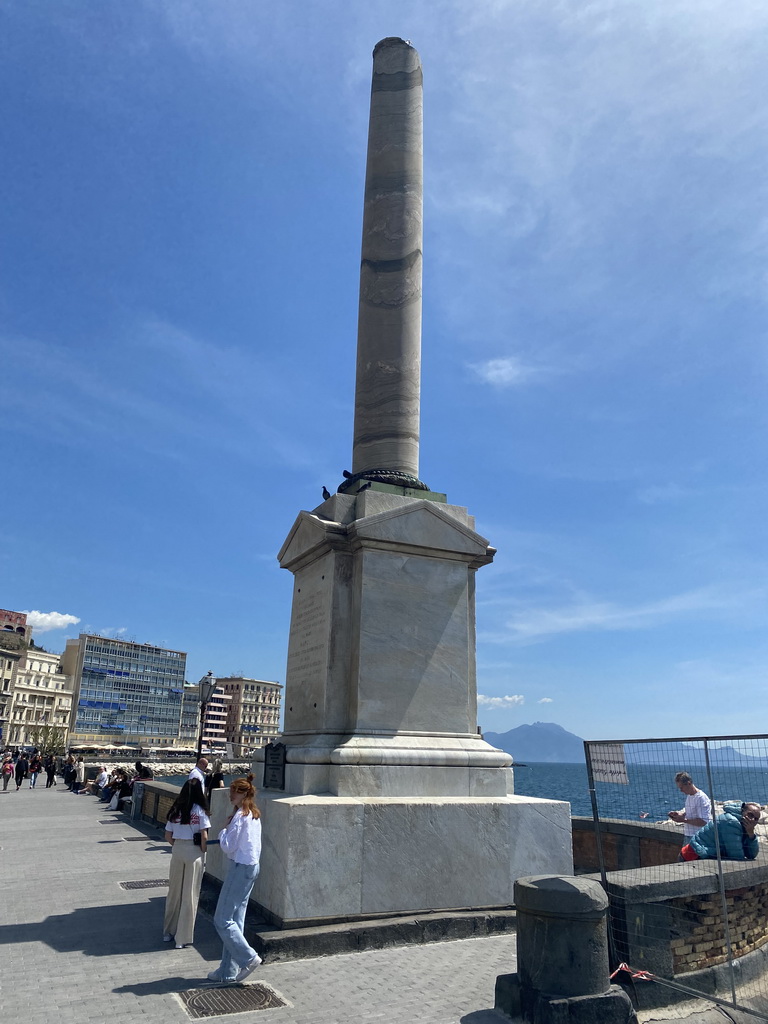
[513, 762, 768, 820]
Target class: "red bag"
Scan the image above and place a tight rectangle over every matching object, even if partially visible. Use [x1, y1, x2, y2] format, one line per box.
[680, 843, 699, 861]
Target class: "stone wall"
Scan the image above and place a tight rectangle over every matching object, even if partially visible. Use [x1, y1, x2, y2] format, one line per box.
[140, 781, 179, 826]
[670, 883, 768, 973]
[597, 856, 768, 1008]
[572, 816, 682, 873]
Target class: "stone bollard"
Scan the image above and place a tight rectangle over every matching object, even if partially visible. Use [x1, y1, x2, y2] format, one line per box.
[495, 875, 637, 1023]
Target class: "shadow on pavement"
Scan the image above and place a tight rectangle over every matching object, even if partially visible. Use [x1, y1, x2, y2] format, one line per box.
[0, 895, 219, 962]
[113, 975, 214, 996]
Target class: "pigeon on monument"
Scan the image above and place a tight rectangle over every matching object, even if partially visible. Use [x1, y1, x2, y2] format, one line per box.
[322, 486, 331, 500]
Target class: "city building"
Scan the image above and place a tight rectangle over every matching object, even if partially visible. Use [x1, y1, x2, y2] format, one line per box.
[179, 683, 202, 747]
[0, 609, 32, 744]
[218, 676, 282, 755]
[62, 634, 187, 747]
[5, 642, 74, 748]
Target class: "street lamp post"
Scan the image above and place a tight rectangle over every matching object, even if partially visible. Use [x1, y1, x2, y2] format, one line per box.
[196, 671, 218, 762]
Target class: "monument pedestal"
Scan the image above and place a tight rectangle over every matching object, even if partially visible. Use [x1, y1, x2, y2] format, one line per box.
[252, 793, 572, 927]
[248, 488, 573, 927]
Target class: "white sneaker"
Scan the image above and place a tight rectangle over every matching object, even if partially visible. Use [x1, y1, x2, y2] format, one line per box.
[234, 954, 262, 983]
[207, 969, 237, 983]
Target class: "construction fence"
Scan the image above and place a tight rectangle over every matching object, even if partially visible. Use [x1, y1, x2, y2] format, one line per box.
[584, 734, 768, 1020]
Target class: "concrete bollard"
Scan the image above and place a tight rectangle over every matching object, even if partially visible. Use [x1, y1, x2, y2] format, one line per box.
[495, 875, 637, 1023]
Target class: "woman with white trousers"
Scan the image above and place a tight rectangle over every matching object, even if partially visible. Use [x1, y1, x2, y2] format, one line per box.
[208, 773, 262, 984]
[163, 779, 210, 948]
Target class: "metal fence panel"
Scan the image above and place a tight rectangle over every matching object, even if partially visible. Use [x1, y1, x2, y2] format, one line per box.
[585, 734, 768, 1020]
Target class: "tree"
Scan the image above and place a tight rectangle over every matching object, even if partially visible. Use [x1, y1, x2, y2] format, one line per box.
[27, 725, 65, 757]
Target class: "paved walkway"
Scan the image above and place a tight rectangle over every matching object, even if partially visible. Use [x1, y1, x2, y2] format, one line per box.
[0, 784, 516, 1024]
[0, 784, 739, 1024]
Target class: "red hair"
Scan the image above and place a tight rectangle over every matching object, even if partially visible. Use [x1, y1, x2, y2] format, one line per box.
[230, 773, 260, 819]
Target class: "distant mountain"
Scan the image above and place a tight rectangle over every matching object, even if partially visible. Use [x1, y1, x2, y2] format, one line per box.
[484, 722, 585, 764]
[624, 742, 768, 768]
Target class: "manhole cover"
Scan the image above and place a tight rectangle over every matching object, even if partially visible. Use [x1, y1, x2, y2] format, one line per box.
[119, 879, 169, 890]
[99, 819, 124, 824]
[177, 984, 286, 1018]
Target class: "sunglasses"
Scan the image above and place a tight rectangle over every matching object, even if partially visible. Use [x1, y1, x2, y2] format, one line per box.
[744, 811, 760, 821]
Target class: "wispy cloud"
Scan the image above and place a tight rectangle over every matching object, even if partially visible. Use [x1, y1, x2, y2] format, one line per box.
[491, 586, 758, 642]
[470, 356, 538, 387]
[636, 483, 693, 505]
[0, 323, 318, 471]
[478, 694, 525, 708]
[23, 610, 80, 634]
[92, 627, 128, 639]
[538, 697, 553, 703]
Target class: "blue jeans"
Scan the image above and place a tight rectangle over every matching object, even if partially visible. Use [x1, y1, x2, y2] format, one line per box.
[213, 861, 259, 980]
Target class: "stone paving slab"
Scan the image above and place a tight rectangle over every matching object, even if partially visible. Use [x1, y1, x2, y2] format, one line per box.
[0, 786, 513, 1024]
[1, 785, 740, 1024]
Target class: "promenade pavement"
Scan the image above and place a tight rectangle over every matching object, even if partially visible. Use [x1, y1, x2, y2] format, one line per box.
[0, 784, 735, 1024]
[0, 784, 515, 1024]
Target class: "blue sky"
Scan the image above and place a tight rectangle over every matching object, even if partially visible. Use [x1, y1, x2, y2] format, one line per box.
[2, 1, 766, 741]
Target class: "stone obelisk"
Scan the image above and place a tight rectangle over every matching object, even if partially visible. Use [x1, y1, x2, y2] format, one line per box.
[350, 38, 424, 490]
[244, 39, 572, 930]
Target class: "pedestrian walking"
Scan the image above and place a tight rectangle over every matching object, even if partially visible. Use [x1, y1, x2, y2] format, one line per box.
[208, 774, 263, 984]
[2, 757, 14, 791]
[29, 753, 42, 788]
[162, 780, 210, 948]
[44, 755, 57, 788]
[15, 753, 29, 791]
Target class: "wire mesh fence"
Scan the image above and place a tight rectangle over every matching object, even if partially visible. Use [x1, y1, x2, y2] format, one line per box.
[584, 735, 768, 1020]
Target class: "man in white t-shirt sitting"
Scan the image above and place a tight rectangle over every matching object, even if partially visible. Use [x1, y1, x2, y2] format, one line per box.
[668, 771, 712, 840]
[188, 758, 208, 786]
[81, 766, 109, 797]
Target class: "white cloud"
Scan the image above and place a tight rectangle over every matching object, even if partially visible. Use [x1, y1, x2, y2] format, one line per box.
[470, 357, 537, 387]
[538, 697, 553, 703]
[477, 694, 525, 708]
[22, 610, 80, 634]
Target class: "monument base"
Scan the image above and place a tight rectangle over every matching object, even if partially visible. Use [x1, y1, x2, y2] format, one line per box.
[250, 791, 573, 927]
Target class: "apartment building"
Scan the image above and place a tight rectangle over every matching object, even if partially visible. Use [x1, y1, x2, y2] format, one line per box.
[5, 643, 74, 748]
[218, 676, 282, 756]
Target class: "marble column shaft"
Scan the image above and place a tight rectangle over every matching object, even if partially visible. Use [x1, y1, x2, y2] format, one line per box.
[352, 37, 422, 480]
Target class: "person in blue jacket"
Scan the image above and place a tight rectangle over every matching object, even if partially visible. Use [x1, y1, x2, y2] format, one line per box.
[687, 801, 761, 861]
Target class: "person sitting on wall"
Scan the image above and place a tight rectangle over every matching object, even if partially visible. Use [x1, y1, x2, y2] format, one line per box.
[682, 801, 762, 861]
[110, 770, 133, 811]
[668, 771, 712, 844]
[80, 766, 108, 796]
[100, 768, 119, 802]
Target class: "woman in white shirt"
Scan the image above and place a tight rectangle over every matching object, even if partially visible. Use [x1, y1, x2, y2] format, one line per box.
[208, 774, 263, 984]
[163, 779, 210, 948]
